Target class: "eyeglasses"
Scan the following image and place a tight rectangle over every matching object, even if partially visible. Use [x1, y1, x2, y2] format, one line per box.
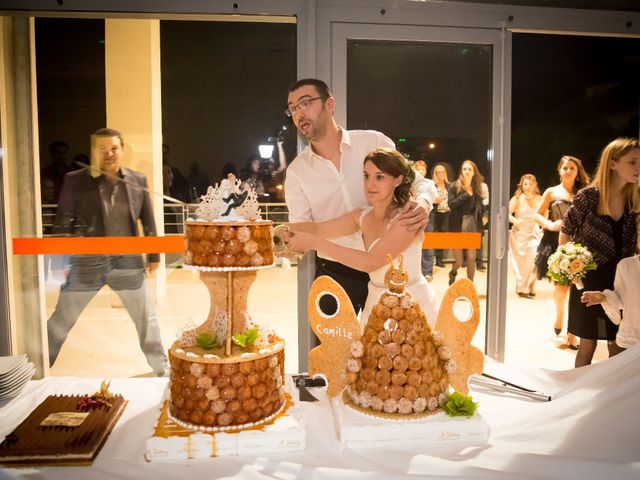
[285, 96, 325, 117]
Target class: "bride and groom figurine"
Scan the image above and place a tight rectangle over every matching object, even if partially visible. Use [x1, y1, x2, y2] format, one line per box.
[220, 173, 249, 217]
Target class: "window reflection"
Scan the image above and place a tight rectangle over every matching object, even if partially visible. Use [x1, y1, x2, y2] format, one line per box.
[45, 128, 167, 376]
[35, 17, 297, 237]
[160, 20, 296, 195]
[34, 16, 297, 377]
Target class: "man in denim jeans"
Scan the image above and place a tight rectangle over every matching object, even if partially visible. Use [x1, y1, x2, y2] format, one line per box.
[47, 128, 168, 376]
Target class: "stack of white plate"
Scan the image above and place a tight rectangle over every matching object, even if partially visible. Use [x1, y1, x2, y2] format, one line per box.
[0, 354, 35, 400]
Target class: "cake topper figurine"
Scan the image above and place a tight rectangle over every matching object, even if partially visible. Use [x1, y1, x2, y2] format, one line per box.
[195, 173, 260, 221]
[221, 173, 249, 216]
[383, 253, 409, 295]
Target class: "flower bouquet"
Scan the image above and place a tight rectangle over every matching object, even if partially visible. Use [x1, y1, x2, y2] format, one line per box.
[547, 242, 596, 290]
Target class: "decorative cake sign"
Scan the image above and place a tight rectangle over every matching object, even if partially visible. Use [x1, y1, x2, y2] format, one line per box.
[307, 276, 360, 398]
[40, 412, 89, 428]
[434, 278, 484, 395]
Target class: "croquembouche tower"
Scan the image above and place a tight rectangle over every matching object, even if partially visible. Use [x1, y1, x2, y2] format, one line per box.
[166, 174, 286, 431]
[307, 254, 484, 418]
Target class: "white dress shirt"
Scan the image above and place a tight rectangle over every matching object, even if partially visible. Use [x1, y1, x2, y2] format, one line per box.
[601, 254, 640, 349]
[285, 128, 436, 261]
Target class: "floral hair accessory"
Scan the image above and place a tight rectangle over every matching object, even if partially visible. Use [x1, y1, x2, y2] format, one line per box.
[404, 159, 416, 185]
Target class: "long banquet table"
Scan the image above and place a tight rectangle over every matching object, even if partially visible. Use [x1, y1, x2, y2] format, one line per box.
[1, 345, 639, 480]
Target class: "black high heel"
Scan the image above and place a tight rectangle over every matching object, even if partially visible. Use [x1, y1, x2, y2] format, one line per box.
[448, 270, 457, 286]
[554, 328, 561, 335]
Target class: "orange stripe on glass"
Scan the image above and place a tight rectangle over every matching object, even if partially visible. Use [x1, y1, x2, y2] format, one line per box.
[12, 236, 185, 255]
[422, 232, 482, 249]
[13, 233, 479, 255]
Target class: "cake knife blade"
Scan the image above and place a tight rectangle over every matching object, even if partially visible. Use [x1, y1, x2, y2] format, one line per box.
[469, 374, 551, 402]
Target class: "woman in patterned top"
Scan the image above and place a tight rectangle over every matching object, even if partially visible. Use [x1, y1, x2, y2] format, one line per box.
[534, 156, 589, 350]
[560, 137, 640, 368]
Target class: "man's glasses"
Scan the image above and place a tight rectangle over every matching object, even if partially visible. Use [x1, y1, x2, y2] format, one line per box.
[285, 96, 325, 117]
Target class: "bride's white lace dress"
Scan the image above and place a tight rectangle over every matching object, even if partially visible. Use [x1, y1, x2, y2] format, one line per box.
[358, 207, 440, 331]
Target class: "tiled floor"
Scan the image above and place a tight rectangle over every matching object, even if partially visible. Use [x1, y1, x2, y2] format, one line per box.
[47, 260, 608, 378]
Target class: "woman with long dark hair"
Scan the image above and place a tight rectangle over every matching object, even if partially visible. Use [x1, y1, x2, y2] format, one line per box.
[447, 160, 487, 285]
[534, 155, 589, 350]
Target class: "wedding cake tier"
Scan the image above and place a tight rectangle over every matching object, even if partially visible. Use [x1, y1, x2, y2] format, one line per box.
[184, 220, 274, 269]
[168, 340, 285, 430]
[146, 377, 305, 460]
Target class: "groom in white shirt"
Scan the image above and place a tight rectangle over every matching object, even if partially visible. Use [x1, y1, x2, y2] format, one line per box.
[284, 78, 436, 314]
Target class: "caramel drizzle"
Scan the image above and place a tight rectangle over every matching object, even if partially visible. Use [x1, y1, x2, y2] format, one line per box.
[153, 393, 294, 440]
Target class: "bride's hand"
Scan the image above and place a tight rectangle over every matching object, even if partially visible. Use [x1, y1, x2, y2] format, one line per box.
[273, 224, 297, 258]
[283, 230, 316, 253]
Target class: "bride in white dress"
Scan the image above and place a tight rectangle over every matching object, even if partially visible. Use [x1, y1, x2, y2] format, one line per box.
[281, 147, 440, 330]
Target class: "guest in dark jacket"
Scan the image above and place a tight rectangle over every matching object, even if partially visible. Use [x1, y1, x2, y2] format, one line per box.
[447, 159, 487, 285]
[47, 128, 168, 376]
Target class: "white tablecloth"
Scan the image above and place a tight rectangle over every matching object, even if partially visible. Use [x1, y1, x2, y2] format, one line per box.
[1, 345, 639, 480]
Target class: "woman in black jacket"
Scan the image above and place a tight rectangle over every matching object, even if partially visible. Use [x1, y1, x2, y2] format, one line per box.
[447, 159, 487, 285]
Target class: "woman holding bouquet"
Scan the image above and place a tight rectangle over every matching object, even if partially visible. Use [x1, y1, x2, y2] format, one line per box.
[560, 137, 640, 367]
[534, 156, 589, 349]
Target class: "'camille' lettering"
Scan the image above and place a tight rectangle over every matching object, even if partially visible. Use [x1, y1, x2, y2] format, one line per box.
[316, 324, 353, 339]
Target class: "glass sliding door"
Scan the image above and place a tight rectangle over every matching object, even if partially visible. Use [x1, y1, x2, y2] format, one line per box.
[326, 23, 509, 359]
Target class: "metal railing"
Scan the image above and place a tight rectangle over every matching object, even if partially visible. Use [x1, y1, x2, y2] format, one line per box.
[42, 203, 290, 237]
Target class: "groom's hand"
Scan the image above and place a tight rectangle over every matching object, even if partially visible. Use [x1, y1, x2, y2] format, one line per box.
[398, 199, 429, 232]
